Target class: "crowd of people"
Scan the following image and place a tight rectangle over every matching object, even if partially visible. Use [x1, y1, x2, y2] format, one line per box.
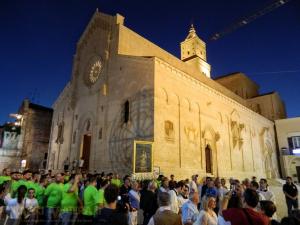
[0, 167, 299, 225]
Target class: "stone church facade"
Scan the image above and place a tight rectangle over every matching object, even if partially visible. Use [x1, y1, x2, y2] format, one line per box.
[47, 11, 284, 179]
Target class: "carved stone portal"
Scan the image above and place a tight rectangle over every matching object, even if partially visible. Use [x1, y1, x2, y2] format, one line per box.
[184, 122, 198, 144]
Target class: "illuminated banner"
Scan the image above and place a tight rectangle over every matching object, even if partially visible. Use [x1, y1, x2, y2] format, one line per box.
[133, 141, 153, 173]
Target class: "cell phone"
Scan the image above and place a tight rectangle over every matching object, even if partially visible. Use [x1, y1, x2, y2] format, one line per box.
[230, 184, 236, 191]
[117, 196, 121, 201]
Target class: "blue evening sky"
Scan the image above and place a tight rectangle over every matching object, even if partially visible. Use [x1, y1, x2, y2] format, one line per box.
[0, 0, 299, 123]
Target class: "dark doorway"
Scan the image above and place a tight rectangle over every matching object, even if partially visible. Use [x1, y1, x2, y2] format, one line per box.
[296, 166, 300, 183]
[205, 145, 212, 174]
[82, 134, 91, 171]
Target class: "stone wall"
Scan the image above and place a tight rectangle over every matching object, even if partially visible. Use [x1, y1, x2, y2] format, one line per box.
[154, 58, 278, 180]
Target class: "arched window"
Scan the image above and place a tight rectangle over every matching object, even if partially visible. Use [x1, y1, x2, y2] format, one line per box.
[99, 128, 103, 139]
[205, 145, 212, 174]
[124, 100, 130, 123]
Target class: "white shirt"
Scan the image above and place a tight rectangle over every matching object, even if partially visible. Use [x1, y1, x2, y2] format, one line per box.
[201, 211, 218, 225]
[190, 181, 198, 194]
[168, 189, 179, 214]
[259, 189, 275, 202]
[79, 159, 84, 167]
[25, 198, 38, 212]
[258, 192, 266, 201]
[159, 186, 168, 193]
[178, 194, 189, 209]
[6, 198, 25, 219]
[147, 206, 171, 225]
[4, 192, 12, 205]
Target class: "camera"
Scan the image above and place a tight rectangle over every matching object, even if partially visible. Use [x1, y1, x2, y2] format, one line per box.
[116, 195, 128, 213]
[231, 184, 237, 196]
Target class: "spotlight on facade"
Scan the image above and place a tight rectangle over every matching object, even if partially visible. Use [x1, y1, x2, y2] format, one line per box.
[21, 159, 27, 168]
[9, 113, 23, 120]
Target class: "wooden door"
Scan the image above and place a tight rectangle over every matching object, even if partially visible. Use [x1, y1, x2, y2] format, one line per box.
[82, 135, 91, 170]
[205, 145, 212, 174]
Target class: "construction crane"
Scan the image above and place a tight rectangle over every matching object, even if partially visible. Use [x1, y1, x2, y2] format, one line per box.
[210, 0, 292, 41]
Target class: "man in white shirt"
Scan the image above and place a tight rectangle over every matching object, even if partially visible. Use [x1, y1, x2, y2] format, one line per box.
[159, 177, 169, 193]
[169, 181, 184, 214]
[259, 179, 275, 202]
[178, 184, 189, 210]
[189, 175, 198, 197]
[79, 157, 84, 171]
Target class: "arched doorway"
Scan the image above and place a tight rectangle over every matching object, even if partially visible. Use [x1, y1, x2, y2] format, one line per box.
[81, 134, 91, 171]
[79, 119, 93, 171]
[205, 145, 212, 174]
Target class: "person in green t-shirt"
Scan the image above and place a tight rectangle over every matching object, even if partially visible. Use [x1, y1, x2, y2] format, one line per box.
[64, 171, 71, 183]
[98, 179, 109, 208]
[0, 168, 11, 185]
[11, 171, 22, 197]
[82, 175, 100, 224]
[44, 173, 64, 225]
[111, 173, 122, 188]
[35, 175, 48, 207]
[11, 170, 32, 197]
[59, 174, 82, 225]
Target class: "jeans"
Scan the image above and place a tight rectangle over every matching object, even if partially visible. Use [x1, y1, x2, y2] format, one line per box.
[45, 207, 59, 225]
[59, 212, 77, 225]
[143, 212, 153, 225]
[286, 197, 299, 216]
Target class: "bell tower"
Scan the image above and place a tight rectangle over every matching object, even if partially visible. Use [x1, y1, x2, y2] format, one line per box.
[180, 24, 211, 78]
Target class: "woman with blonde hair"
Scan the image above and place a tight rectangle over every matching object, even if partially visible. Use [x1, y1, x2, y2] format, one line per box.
[194, 196, 217, 225]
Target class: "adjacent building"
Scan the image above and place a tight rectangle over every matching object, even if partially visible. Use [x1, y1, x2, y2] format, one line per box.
[47, 11, 285, 179]
[215, 72, 286, 121]
[275, 117, 300, 182]
[0, 99, 53, 171]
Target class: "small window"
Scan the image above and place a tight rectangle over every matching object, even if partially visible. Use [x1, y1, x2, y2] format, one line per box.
[292, 136, 300, 149]
[99, 128, 102, 139]
[124, 100, 130, 123]
[56, 122, 64, 144]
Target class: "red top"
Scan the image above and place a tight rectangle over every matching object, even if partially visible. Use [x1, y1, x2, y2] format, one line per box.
[223, 208, 269, 225]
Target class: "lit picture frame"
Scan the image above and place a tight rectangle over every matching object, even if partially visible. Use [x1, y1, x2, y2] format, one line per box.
[133, 140, 153, 173]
